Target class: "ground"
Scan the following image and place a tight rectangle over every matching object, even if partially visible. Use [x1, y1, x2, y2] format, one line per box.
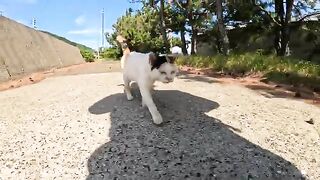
[0, 61, 319, 179]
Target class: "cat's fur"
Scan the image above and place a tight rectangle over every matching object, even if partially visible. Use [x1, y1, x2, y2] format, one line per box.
[116, 35, 178, 124]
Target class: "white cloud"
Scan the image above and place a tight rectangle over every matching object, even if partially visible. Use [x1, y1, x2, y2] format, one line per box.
[75, 15, 86, 26]
[67, 28, 113, 49]
[67, 28, 100, 36]
[67, 28, 113, 36]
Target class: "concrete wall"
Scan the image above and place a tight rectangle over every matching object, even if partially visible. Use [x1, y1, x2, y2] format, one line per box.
[0, 16, 84, 82]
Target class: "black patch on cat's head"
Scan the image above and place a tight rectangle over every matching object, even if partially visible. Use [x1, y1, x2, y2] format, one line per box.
[149, 53, 176, 70]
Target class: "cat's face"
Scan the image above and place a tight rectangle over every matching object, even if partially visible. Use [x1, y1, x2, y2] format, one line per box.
[157, 61, 178, 83]
[149, 54, 178, 83]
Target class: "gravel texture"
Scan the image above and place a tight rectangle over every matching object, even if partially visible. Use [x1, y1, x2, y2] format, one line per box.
[0, 72, 319, 180]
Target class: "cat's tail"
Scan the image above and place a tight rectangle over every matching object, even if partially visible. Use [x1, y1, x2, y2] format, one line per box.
[116, 35, 131, 69]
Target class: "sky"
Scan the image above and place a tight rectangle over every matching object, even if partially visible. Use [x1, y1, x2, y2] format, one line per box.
[0, 0, 142, 50]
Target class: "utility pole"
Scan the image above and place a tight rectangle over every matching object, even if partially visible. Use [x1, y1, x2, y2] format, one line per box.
[97, 8, 105, 60]
[32, 18, 37, 29]
[101, 8, 105, 50]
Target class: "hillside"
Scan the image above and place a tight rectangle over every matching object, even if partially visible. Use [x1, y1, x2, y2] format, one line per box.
[41, 31, 95, 52]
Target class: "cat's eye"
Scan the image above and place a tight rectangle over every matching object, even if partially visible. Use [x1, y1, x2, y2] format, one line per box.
[171, 71, 176, 74]
[160, 71, 166, 75]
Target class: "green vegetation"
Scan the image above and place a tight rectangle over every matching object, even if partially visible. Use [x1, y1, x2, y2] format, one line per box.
[41, 30, 96, 62]
[80, 49, 95, 62]
[39, 1, 319, 89]
[105, 6, 168, 58]
[100, 47, 122, 60]
[106, 1, 319, 91]
[176, 53, 320, 90]
[110, 1, 319, 58]
[177, 53, 319, 76]
[41, 31, 95, 52]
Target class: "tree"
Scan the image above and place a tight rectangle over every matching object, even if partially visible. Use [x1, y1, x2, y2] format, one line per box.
[273, 0, 294, 56]
[107, 6, 167, 54]
[159, 0, 171, 52]
[169, 0, 213, 54]
[135, 0, 171, 52]
[225, 0, 319, 56]
[166, 1, 188, 54]
[128, 0, 214, 55]
[251, 0, 319, 56]
[215, 0, 229, 55]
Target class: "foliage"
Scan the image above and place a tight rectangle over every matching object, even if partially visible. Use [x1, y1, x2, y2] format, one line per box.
[107, 6, 167, 54]
[176, 52, 320, 90]
[100, 47, 122, 60]
[113, 0, 319, 58]
[176, 52, 320, 77]
[42, 30, 96, 62]
[80, 49, 95, 62]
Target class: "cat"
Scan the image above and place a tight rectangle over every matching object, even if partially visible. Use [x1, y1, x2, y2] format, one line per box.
[116, 35, 178, 124]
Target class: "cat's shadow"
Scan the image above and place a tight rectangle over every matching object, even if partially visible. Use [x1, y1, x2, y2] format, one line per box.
[87, 88, 303, 179]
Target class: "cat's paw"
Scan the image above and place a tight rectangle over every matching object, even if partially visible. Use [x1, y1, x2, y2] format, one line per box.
[141, 101, 146, 107]
[152, 113, 163, 125]
[126, 94, 134, 101]
[141, 98, 147, 107]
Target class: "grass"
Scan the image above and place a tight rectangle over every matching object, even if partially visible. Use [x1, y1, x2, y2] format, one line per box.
[176, 52, 320, 91]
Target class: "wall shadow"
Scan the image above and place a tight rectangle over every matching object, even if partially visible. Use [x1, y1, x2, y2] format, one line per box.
[87, 89, 303, 179]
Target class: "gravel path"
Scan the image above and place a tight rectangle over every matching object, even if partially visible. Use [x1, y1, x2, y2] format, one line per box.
[0, 72, 319, 180]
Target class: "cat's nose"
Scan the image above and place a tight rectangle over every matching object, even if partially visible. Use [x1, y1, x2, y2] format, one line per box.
[166, 77, 173, 82]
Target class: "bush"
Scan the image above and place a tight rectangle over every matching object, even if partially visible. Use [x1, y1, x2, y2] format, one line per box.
[176, 53, 320, 90]
[80, 49, 95, 62]
[176, 53, 320, 77]
[101, 48, 122, 60]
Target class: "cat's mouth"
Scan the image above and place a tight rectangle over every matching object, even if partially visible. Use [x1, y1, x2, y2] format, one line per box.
[163, 80, 173, 84]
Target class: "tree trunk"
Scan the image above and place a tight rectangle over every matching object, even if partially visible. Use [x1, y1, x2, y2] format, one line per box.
[159, 0, 170, 53]
[180, 28, 188, 55]
[278, 26, 290, 56]
[216, 0, 229, 55]
[190, 25, 196, 55]
[274, 0, 293, 56]
[186, 0, 196, 54]
[274, 25, 281, 55]
[280, 0, 293, 56]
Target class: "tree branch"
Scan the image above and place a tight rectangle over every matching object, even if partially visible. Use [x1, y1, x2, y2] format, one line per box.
[174, 0, 184, 9]
[255, 5, 281, 26]
[298, 12, 320, 22]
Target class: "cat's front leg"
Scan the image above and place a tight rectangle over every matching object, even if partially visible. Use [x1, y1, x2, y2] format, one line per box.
[139, 84, 163, 124]
[123, 75, 133, 101]
[141, 84, 155, 107]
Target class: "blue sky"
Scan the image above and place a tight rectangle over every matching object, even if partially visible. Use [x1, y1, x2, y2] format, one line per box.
[0, 0, 142, 49]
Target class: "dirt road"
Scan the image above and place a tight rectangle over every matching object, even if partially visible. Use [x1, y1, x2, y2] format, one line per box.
[0, 65, 319, 179]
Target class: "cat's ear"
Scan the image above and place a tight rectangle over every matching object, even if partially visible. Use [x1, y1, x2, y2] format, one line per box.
[165, 55, 177, 64]
[149, 52, 157, 66]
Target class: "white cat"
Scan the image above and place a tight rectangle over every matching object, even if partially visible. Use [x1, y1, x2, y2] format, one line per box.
[116, 35, 178, 124]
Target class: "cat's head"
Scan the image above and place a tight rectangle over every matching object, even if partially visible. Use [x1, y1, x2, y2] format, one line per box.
[149, 53, 178, 84]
